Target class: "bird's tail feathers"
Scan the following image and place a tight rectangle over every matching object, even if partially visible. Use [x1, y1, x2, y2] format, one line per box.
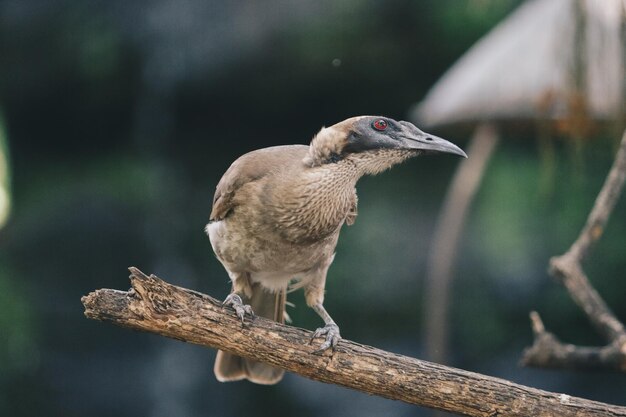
[214, 284, 285, 385]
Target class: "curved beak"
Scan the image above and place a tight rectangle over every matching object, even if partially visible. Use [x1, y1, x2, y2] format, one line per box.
[397, 122, 467, 158]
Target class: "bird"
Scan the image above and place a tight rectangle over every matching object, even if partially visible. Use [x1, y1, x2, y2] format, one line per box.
[205, 115, 466, 384]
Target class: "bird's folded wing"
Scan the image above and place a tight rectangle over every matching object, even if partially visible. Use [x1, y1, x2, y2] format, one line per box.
[210, 145, 309, 222]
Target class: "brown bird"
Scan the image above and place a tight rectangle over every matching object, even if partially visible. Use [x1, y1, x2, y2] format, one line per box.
[206, 115, 466, 384]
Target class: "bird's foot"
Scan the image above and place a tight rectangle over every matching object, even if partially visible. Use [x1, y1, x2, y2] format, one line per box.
[223, 293, 254, 324]
[310, 323, 341, 354]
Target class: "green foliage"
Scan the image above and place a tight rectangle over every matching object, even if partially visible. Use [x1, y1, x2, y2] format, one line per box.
[0, 260, 38, 375]
[473, 145, 545, 279]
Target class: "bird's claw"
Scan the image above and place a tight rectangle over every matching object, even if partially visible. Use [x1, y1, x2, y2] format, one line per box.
[223, 293, 254, 325]
[310, 323, 341, 354]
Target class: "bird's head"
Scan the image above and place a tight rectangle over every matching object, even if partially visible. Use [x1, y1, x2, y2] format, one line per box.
[306, 116, 466, 174]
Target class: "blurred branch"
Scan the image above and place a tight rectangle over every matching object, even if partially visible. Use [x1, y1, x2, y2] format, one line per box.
[523, 312, 625, 371]
[82, 267, 626, 417]
[424, 123, 499, 365]
[0, 114, 11, 229]
[522, 129, 626, 371]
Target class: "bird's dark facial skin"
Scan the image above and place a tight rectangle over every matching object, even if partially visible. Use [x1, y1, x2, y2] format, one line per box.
[343, 116, 467, 158]
[343, 117, 402, 154]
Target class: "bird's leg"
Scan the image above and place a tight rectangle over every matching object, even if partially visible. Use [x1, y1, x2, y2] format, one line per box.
[310, 303, 341, 353]
[222, 273, 255, 324]
[304, 262, 341, 353]
[223, 292, 254, 324]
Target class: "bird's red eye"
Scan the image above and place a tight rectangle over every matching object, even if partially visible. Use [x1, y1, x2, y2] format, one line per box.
[373, 119, 388, 131]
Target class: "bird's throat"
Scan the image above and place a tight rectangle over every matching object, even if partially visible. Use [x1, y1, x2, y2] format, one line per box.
[271, 162, 358, 243]
[272, 149, 414, 243]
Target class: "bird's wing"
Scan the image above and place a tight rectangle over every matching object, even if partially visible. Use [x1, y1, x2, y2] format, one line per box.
[210, 145, 309, 222]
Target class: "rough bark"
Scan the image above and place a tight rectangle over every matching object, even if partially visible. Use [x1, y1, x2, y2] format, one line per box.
[522, 129, 626, 371]
[83, 267, 626, 417]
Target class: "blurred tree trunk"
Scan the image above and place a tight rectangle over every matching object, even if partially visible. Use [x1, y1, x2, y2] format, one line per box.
[0, 114, 10, 229]
[423, 123, 499, 366]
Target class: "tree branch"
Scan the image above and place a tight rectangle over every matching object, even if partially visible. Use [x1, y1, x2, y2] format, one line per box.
[522, 130, 626, 371]
[83, 267, 626, 417]
[523, 312, 626, 371]
[568, 131, 626, 262]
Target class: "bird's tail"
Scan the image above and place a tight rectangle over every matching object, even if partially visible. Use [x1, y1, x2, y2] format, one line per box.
[214, 283, 286, 385]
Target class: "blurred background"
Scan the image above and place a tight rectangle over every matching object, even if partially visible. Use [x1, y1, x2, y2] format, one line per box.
[0, 0, 624, 416]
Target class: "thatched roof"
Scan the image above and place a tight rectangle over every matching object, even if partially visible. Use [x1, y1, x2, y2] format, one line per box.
[413, 0, 625, 130]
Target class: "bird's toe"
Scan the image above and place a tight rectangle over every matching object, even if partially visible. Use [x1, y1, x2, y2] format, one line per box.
[311, 323, 341, 354]
[223, 293, 255, 324]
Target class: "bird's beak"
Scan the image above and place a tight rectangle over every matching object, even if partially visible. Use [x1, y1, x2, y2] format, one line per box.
[397, 123, 467, 158]
[402, 133, 467, 158]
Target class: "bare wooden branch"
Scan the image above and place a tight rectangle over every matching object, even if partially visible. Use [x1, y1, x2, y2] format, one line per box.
[523, 312, 626, 371]
[568, 131, 626, 261]
[522, 130, 626, 371]
[83, 267, 626, 417]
